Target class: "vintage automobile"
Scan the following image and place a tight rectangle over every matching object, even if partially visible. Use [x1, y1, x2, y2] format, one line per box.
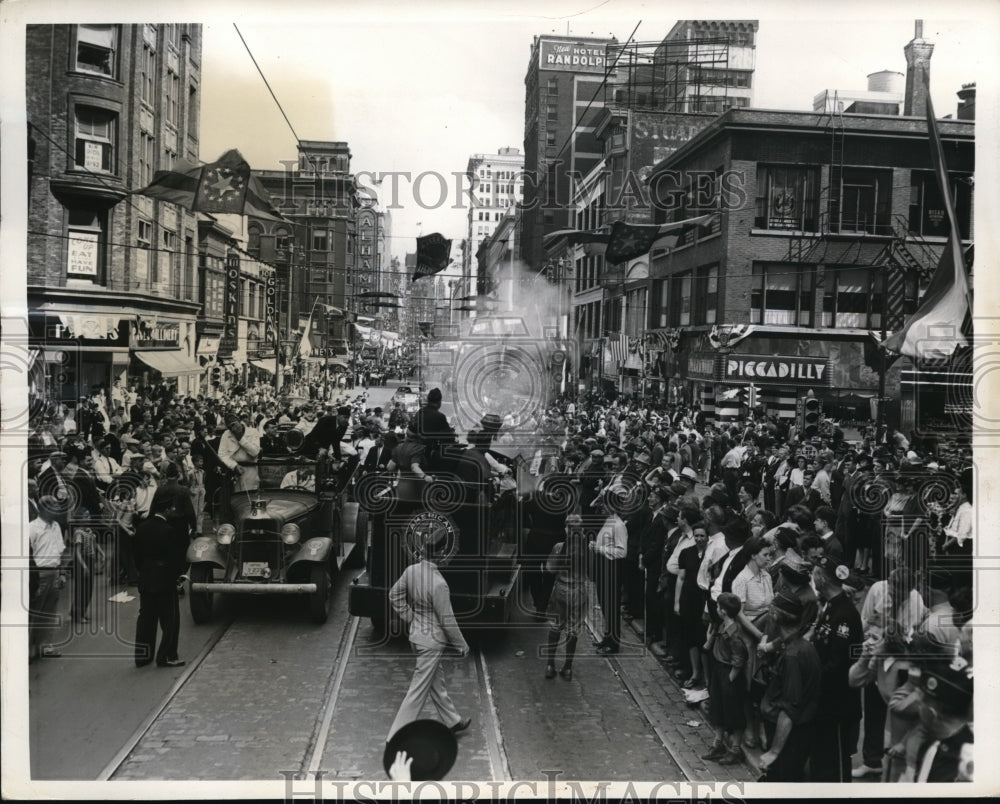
[348, 439, 522, 635]
[390, 385, 422, 414]
[186, 427, 364, 624]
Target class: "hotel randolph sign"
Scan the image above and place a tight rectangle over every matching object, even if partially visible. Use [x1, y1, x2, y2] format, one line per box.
[539, 40, 607, 73]
[723, 355, 832, 388]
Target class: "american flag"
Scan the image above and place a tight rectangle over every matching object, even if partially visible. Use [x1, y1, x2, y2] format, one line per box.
[608, 333, 628, 365]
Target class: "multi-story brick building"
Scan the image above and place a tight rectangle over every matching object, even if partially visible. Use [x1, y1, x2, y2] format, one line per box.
[252, 141, 358, 374]
[644, 103, 973, 428]
[520, 34, 616, 271]
[27, 23, 207, 399]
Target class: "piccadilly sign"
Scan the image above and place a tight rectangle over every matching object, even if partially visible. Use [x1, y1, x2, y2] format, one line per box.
[724, 355, 832, 387]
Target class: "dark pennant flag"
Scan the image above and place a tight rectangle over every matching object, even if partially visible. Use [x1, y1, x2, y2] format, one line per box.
[413, 233, 452, 280]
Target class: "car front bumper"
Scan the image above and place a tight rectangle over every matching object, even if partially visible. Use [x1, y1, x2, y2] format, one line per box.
[191, 582, 318, 594]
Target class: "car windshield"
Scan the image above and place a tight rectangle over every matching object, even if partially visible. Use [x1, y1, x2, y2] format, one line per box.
[257, 456, 318, 491]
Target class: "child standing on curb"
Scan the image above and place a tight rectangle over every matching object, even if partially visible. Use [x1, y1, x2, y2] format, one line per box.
[703, 592, 749, 765]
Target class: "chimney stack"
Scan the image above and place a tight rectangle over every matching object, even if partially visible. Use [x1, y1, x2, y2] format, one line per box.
[903, 19, 934, 117]
[957, 83, 976, 120]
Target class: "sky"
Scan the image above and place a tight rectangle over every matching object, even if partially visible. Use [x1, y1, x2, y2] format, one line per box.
[190, 1, 998, 262]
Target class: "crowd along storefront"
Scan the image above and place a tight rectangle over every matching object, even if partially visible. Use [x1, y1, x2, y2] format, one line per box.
[28, 308, 131, 406]
[648, 327, 881, 425]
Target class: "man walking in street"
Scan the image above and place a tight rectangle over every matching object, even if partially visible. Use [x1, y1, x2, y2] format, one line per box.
[387, 531, 471, 741]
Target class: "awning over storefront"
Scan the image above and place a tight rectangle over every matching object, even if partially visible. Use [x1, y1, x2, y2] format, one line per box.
[133, 349, 202, 377]
[249, 358, 277, 375]
[304, 356, 349, 368]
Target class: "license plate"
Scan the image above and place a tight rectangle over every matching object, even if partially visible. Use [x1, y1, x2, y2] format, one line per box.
[242, 562, 270, 578]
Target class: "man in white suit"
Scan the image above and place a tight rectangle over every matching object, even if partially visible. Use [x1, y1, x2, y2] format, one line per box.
[387, 533, 471, 741]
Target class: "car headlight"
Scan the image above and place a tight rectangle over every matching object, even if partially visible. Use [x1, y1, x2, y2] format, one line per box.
[280, 523, 301, 545]
[216, 523, 236, 545]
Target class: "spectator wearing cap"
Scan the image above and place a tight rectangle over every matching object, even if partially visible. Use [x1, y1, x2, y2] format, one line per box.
[896, 654, 973, 782]
[757, 591, 822, 782]
[808, 557, 864, 782]
[812, 506, 843, 561]
[638, 486, 670, 651]
[218, 415, 261, 493]
[679, 466, 699, 492]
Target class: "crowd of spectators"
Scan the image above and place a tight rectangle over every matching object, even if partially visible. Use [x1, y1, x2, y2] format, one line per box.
[25, 379, 974, 783]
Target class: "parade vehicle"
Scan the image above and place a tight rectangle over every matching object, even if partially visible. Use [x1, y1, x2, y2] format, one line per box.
[348, 440, 524, 635]
[390, 385, 422, 414]
[186, 426, 365, 625]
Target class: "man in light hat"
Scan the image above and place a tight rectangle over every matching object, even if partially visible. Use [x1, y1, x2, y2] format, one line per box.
[218, 415, 261, 493]
[680, 466, 699, 491]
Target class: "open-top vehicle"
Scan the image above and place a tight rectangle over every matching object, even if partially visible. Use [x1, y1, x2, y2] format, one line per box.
[348, 441, 522, 635]
[186, 427, 364, 624]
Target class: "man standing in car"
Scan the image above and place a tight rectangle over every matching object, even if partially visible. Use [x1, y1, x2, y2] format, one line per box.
[218, 415, 261, 493]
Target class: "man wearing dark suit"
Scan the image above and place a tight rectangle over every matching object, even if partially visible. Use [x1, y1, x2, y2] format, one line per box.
[410, 388, 455, 468]
[785, 469, 824, 514]
[133, 487, 189, 668]
[639, 486, 670, 647]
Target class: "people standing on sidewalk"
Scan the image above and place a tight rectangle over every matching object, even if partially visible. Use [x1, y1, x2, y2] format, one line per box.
[543, 515, 589, 681]
[702, 592, 749, 765]
[29, 497, 69, 660]
[387, 531, 471, 741]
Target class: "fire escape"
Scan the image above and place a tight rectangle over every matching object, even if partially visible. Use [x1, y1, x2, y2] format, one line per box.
[786, 93, 938, 333]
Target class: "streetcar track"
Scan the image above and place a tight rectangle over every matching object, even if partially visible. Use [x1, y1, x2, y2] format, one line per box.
[475, 647, 513, 781]
[302, 614, 359, 777]
[97, 615, 235, 781]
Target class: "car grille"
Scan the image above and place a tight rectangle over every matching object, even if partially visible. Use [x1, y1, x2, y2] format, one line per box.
[237, 528, 282, 581]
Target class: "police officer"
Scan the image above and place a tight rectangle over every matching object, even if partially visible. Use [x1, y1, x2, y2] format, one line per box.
[808, 556, 864, 782]
[895, 653, 974, 782]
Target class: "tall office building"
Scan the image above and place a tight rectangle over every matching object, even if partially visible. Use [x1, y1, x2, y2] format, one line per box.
[520, 34, 616, 271]
[463, 147, 523, 300]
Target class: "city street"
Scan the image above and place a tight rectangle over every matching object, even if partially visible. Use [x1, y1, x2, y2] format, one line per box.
[29, 483, 752, 783]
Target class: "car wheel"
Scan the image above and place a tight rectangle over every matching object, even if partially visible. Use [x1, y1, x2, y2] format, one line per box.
[189, 563, 214, 624]
[308, 564, 332, 624]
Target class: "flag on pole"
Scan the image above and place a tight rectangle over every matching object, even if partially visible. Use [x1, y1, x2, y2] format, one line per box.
[605, 212, 721, 264]
[413, 234, 452, 280]
[135, 149, 287, 221]
[883, 70, 972, 361]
